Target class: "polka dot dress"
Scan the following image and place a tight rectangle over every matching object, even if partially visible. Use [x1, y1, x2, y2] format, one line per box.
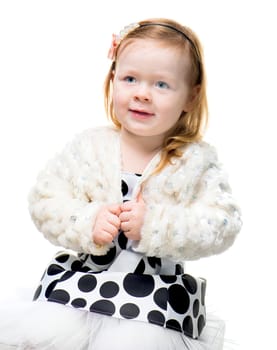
[34, 172, 206, 339]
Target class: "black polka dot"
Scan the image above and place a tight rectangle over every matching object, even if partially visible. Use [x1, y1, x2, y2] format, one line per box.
[123, 273, 155, 297]
[121, 180, 129, 196]
[48, 289, 70, 304]
[168, 285, 190, 314]
[79, 266, 92, 272]
[89, 246, 116, 265]
[147, 257, 161, 268]
[201, 280, 206, 305]
[45, 280, 58, 298]
[70, 260, 92, 273]
[71, 260, 84, 271]
[147, 310, 165, 326]
[71, 298, 87, 308]
[134, 259, 145, 274]
[120, 303, 140, 319]
[198, 314, 206, 335]
[78, 274, 97, 292]
[182, 274, 197, 294]
[166, 319, 182, 332]
[193, 299, 200, 317]
[183, 316, 193, 337]
[47, 264, 65, 276]
[90, 300, 115, 316]
[90, 270, 104, 275]
[153, 288, 168, 310]
[33, 285, 42, 301]
[55, 253, 70, 263]
[175, 264, 184, 275]
[118, 230, 128, 250]
[160, 275, 177, 283]
[100, 281, 119, 298]
[60, 271, 76, 282]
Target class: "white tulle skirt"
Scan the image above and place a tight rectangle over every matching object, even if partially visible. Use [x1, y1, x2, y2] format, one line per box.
[0, 291, 225, 350]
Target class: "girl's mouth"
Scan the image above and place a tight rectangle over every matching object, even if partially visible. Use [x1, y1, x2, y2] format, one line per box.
[129, 109, 154, 119]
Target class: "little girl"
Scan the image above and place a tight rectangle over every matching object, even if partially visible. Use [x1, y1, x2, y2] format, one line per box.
[0, 18, 242, 349]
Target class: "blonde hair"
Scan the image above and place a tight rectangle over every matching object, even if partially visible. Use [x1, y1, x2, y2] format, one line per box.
[104, 18, 208, 173]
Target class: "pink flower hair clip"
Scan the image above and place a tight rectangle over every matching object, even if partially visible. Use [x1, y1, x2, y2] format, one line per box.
[107, 22, 140, 60]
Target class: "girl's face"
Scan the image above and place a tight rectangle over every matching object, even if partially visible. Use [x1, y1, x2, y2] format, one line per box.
[112, 39, 193, 142]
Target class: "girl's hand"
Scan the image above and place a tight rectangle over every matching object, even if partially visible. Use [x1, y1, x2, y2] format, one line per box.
[119, 194, 146, 241]
[92, 204, 121, 245]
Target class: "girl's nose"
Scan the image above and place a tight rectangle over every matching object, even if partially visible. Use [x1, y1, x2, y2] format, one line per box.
[134, 83, 151, 102]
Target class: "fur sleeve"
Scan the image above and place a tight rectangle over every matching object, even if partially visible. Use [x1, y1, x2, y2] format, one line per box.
[28, 130, 114, 255]
[134, 150, 242, 261]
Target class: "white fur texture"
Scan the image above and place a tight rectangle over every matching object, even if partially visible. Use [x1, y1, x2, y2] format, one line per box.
[28, 126, 242, 260]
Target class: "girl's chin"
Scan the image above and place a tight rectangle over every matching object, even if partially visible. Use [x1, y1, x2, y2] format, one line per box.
[121, 127, 164, 140]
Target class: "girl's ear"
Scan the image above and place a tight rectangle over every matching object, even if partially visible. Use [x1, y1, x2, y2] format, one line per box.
[111, 70, 115, 82]
[111, 62, 116, 81]
[183, 85, 200, 112]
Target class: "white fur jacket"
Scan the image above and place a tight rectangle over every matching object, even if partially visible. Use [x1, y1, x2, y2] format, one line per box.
[28, 126, 242, 262]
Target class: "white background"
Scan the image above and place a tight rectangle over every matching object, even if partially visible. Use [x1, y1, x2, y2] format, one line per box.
[0, 1, 276, 348]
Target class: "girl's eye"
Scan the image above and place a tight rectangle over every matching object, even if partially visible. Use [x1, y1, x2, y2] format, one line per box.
[124, 76, 136, 83]
[156, 81, 169, 89]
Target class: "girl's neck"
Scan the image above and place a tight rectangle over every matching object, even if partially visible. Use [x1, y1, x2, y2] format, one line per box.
[120, 129, 163, 173]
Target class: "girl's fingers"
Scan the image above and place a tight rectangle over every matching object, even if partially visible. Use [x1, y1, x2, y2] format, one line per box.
[119, 211, 130, 222]
[109, 204, 122, 216]
[107, 213, 121, 228]
[120, 201, 132, 211]
[93, 230, 113, 245]
[120, 221, 130, 232]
